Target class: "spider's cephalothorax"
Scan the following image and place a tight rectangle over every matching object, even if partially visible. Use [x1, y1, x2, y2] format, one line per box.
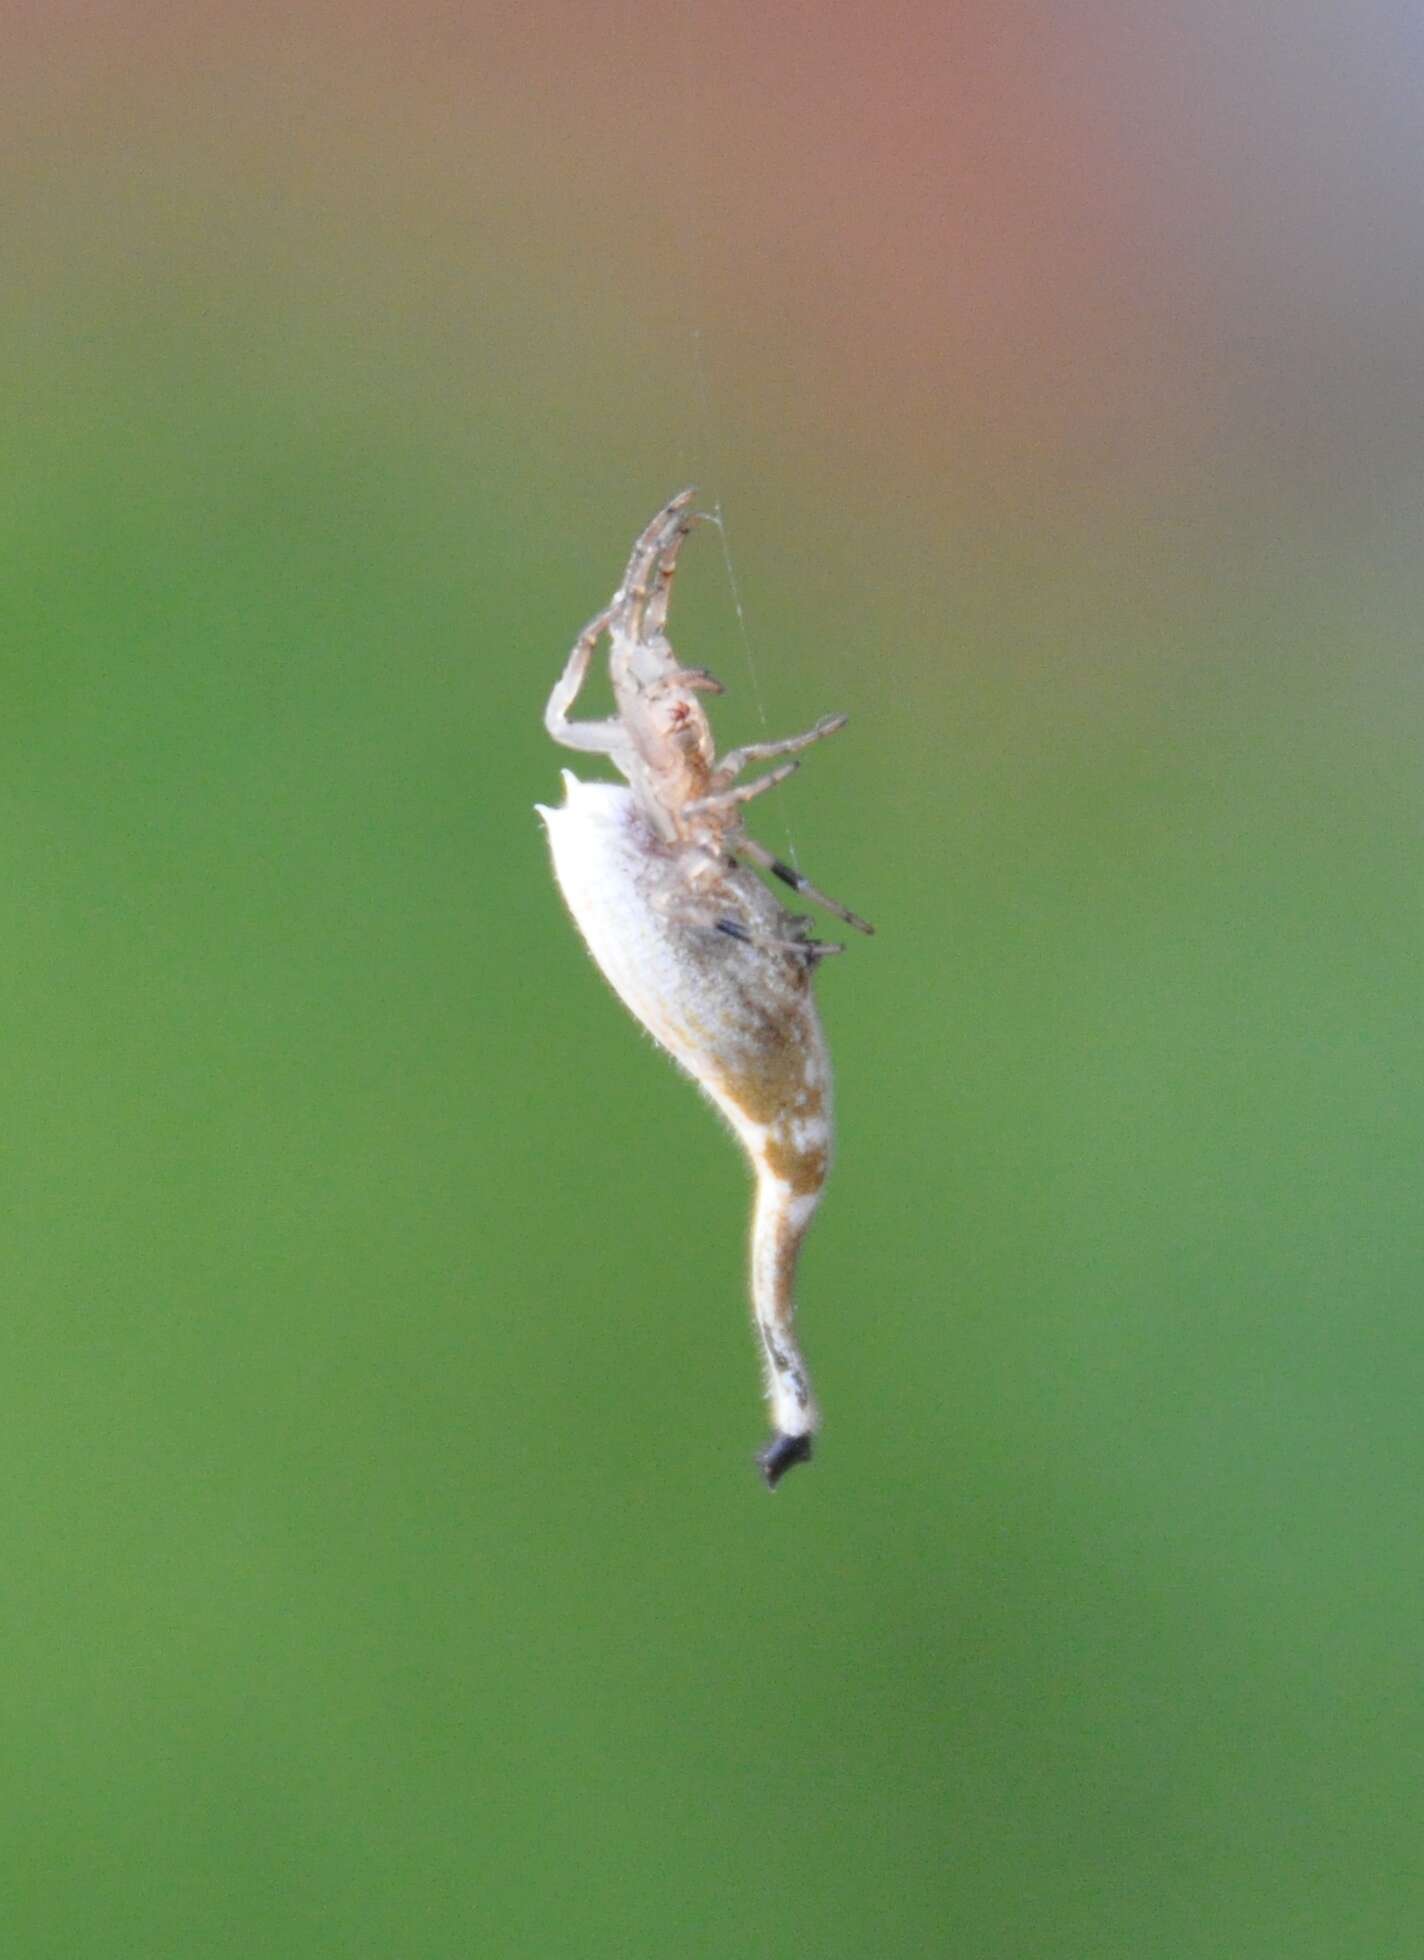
[537, 489, 872, 1488]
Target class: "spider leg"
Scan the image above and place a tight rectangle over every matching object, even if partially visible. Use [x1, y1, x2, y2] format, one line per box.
[715, 917, 845, 959]
[683, 759, 800, 818]
[642, 520, 702, 642]
[737, 833, 875, 935]
[655, 869, 843, 959]
[544, 607, 627, 756]
[615, 487, 697, 643]
[715, 713, 847, 783]
[657, 665, 724, 695]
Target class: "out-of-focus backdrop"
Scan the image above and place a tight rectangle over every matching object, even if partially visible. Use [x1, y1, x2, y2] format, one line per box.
[4, 4, 1421, 1954]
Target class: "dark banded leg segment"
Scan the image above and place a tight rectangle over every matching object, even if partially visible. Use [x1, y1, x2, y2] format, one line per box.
[715, 917, 844, 959]
[738, 834, 874, 936]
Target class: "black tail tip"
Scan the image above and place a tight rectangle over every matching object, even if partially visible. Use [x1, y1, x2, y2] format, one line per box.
[757, 1431, 814, 1489]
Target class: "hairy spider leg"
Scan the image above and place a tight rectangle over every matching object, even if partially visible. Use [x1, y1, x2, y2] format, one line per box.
[737, 833, 875, 936]
[714, 916, 845, 958]
[715, 713, 848, 781]
[544, 606, 627, 756]
[683, 759, 801, 818]
[615, 487, 697, 644]
[642, 509, 703, 643]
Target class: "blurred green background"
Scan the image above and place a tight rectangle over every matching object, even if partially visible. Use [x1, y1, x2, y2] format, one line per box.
[3, 4, 1423, 1954]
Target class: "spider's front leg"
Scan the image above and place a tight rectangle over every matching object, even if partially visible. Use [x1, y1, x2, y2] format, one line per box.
[544, 607, 627, 757]
[618, 487, 698, 643]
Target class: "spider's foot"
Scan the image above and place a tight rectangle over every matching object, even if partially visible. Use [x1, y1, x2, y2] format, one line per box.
[757, 1431, 814, 1489]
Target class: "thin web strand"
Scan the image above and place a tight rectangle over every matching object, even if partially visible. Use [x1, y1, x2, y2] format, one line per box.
[687, 329, 802, 871]
[672, 6, 798, 867]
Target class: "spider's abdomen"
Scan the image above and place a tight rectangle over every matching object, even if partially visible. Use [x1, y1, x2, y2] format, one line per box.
[537, 770, 832, 1189]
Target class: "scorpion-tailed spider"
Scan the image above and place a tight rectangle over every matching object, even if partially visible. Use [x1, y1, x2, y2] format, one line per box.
[537, 488, 872, 1488]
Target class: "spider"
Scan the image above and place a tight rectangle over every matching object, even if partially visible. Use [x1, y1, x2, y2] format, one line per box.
[538, 489, 871, 1487]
